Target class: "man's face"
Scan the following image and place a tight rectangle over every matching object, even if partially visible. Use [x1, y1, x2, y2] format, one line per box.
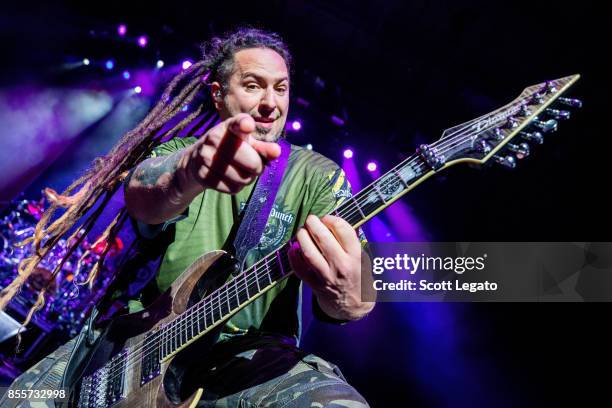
[215, 48, 290, 142]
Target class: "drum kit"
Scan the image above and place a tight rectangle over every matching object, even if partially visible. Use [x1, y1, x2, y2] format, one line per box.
[0, 198, 122, 337]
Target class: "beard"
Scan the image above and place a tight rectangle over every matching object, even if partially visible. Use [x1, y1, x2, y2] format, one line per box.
[254, 122, 285, 142]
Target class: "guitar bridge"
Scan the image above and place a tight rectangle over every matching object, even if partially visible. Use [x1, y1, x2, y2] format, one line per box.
[78, 348, 127, 408]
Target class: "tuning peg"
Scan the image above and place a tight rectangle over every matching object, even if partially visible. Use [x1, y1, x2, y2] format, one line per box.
[493, 154, 517, 169]
[519, 104, 532, 117]
[545, 108, 571, 120]
[506, 142, 530, 159]
[520, 131, 544, 144]
[557, 97, 583, 108]
[532, 117, 558, 133]
[530, 93, 545, 105]
[506, 116, 520, 129]
[475, 139, 492, 154]
[490, 127, 505, 141]
[543, 81, 558, 94]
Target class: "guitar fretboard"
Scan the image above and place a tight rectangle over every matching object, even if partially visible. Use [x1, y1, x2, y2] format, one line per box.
[151, 153, 429, 360]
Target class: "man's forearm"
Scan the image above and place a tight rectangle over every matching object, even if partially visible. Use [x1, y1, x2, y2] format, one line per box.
[124, 149, 202, 225]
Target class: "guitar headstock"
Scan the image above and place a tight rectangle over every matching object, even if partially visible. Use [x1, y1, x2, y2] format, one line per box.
[418, 74, 582, 170]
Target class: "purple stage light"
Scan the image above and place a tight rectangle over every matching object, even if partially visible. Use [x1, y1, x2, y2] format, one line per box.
[156, 60, 164, 69]
[296, 97, 310, 107]
[367, 161, 377, 172]
[305, 143, 313, 150]
[122, 70, 130, 80]
[105, 60, 114, 70]
[137, 35, 148, 47]
[343, 149, 354, 159]
[291, 120, 302, 131]
[82, 58, 90, 66]
[331, 115, 345, 126]
[118, 24, 127, 36]
[182, 60, 193, 70]
[134, 86, 142, 94]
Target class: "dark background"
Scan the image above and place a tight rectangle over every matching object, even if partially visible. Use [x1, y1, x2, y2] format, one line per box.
[1, 0, 610, 406]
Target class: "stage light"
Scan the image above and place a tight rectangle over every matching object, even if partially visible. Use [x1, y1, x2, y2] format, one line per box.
[117, 24, 127, 36]
[122, 70, 130, 80]
[343, 149, 354, 159]
[137, 35, 148, 48]
[82, 58, 90, 66]
[291, 120, 302, 131]
[182, 60, 193, 70]
[105, 60, 114, 70]
[367, 161, 377, 172]
[134, 86, 142, 94]
[305, 143, 313, 150]
[182, 105, 189, 112]
[156, 59, 164, 69]
[331, 115, 345, 126]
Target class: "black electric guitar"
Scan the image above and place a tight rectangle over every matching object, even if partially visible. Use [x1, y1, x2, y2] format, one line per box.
[65, 75, 582, 407]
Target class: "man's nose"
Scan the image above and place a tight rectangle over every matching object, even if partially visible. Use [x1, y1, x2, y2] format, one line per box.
[259, 87, 277, 112]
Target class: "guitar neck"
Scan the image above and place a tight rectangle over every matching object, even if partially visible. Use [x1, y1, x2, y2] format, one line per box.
[155, 153, 439, 361]
[140, 73, 583, 364]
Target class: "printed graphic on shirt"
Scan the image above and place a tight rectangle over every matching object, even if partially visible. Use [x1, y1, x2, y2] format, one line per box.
[260, 203, 295, 251]
[328, 169, 352, 207]
[328, 169, 369, 248]
[238, 201, 295, 253]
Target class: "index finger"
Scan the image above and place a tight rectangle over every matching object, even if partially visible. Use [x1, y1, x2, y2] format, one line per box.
[226, 113, 256, 140]
[225, 114, 281, 161]
[320, 215, 361, 255]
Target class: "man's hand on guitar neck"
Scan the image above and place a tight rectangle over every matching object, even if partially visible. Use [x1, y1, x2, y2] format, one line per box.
[288, 214, 375, 321]
[125, 113, 281, 225]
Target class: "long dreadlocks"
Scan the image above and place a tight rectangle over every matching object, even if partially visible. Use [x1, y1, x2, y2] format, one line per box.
[0, 26, 293, 341]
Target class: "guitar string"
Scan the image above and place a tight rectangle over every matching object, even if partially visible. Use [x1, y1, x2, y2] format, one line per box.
[95, 151, 435, 383]
[91, 86, 560, 387]
[95, 251, 291, 384]
[96, 144, 463, 384]
[90, 115, 526, 385]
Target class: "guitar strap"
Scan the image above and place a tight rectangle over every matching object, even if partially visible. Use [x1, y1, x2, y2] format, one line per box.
[231, 138, 291, 269]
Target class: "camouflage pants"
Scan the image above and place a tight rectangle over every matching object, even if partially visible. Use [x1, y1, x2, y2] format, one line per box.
[1, 340, 369, 408]
[0, 336, 76, 408]
[188, 344, 370, 408]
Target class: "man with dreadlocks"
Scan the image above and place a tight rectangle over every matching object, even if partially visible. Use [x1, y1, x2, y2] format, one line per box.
[1, 27, 373, 407]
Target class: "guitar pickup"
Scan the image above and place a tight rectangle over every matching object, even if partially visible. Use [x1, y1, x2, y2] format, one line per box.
[140, 331, 161, 385]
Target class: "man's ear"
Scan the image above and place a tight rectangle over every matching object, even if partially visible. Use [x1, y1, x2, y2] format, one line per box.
[210, 82, 223, 109]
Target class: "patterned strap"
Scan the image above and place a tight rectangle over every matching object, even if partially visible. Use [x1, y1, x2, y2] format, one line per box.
[233, 139, 291, 266]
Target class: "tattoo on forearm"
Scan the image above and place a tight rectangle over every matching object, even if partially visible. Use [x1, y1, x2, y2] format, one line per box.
[132, 152, 181, 187]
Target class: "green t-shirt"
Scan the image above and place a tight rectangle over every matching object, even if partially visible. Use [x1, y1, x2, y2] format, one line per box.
[138, 137, 355, 345]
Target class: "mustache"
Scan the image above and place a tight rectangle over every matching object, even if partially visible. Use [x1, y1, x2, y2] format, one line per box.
[251, 114, 281, 121]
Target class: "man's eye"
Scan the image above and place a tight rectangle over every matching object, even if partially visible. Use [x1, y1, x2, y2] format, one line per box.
[245, 83, 259, 90]
[276, 87, 287, 94]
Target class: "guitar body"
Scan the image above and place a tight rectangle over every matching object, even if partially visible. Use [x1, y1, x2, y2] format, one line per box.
[65, 250, 228, 408]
